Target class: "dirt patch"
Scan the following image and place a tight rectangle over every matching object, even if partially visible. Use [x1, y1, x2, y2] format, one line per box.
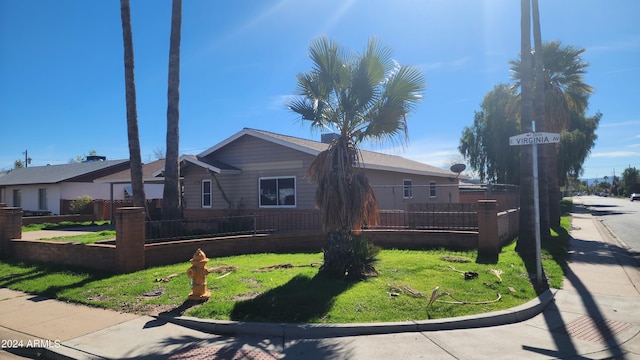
[86, 294, 112, 302]
[241, 278, 260, 286]
[440, 256, 472, 263]
[231, 292, 263, 302]
[210, 265, 238, 273]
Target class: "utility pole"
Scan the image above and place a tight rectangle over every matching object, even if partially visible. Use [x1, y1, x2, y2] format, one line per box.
[23, 150, 32, 168]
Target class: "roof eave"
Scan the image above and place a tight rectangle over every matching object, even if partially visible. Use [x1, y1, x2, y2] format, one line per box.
[360, 163, 454, 178]
[198, 128, 321, 158]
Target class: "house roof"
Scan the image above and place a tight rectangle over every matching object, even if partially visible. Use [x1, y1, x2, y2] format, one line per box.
[151, 155, 242, 177]
[180, 155, 241, 175]
[94, 159, 166, 184]
[0, 160, 130, 186]
[198, 128, 456, 178]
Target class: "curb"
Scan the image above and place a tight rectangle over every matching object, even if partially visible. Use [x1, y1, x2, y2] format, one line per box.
[158, 288, 556, 339]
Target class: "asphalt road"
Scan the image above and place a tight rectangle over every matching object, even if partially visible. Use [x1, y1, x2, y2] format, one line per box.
[572, 195, 640, 261]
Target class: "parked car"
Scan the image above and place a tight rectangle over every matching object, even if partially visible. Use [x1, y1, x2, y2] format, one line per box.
[631, 193, 640, 201]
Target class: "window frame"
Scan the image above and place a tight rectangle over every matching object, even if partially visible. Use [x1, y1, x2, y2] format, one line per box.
[38, 188, 48, 210]
[259, 176, 296, 208]
[201, 179, 212, 208]
[13, 189, 21, 207]
[403, 179, 413, 199]
[429, 181, 437, 198]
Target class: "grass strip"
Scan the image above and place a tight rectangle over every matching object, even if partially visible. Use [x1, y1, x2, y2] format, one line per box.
[34, 230, 116, 244]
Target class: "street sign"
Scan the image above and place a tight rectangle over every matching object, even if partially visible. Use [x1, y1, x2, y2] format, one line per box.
[509, 132, 560, 146]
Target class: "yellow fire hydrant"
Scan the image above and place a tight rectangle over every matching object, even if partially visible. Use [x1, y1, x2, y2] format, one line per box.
[186, 248, 211, 301]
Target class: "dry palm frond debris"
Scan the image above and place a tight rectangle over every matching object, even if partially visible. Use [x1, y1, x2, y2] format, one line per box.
[388, 284, 501, 306]
[443, 265, 479, 280]
[491, 269, 504, 282]
[253, 263, 320, 272]
[155, 273, 179, 282]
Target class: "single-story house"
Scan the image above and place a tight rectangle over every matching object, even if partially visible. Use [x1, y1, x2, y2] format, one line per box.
[94, 159, 166, 220]
[0, 158, 130, 215]
[172, 128, 462, 219]
[94, 159, 165, 201]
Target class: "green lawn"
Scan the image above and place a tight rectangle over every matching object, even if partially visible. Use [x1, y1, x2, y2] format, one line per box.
[22, 220, 111, 232]
[32, 230, 116, 244]
[0, 213, 568, 323]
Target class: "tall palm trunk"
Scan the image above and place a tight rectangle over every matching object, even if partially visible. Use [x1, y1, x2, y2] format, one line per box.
[120, 0, 148, 214]
[516, 0, 536, 258]
[532, 0, 550, 235]
[162, 0, 182, 221]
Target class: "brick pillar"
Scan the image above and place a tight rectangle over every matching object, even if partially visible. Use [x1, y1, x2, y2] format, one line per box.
[93, 200, 105, 221]
[115, 207, 146, 273]
[0, 205, 23, 259]
[477, 200, 498, 260]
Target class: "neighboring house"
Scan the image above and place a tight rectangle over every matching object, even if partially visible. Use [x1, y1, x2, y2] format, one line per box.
[0, 159, 130, 215]
[94, 159, 165, 201]
[174, 128, 461, 218]
[94, 159, 166, 221]
[459, 179, 520, 213]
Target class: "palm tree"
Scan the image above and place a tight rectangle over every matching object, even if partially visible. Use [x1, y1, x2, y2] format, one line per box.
[543, 41, 592, 226]
[516, 0, 537, 258]
[288, 36, 425, 279]
[162, 0, 182, 221]
[120, 0, 147, 212]
[511, 41, 593, 228]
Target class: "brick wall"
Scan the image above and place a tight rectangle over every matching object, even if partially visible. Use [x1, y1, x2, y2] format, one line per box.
[144, 230, 480, 268]
[0, 205, 22, 259]
[10, 240, 116, 271]
[364, 229, 478, 250]
[497, 209, 519, 246]
[22, 214, 94, 226]
[145, 232, 326, 268]
[3, 203, 517, 272]
[460, 191, 519, 213]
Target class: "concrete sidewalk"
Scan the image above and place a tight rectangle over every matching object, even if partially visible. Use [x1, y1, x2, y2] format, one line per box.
[1, 207, 639, 359]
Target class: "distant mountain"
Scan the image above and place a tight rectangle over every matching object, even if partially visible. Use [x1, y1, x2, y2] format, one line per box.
[582, 177, 611, 186]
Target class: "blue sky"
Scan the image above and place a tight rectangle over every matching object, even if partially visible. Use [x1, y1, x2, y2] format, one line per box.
[1, 0, 638, 180]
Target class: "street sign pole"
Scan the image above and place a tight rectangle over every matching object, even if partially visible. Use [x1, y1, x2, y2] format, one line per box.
[509, 123, 560, 285]
[531, 122, 542, 285]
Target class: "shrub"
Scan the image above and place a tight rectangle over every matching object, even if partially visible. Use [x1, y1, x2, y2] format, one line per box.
[348, 235, 381, 279]
[70, 195, 93, 214]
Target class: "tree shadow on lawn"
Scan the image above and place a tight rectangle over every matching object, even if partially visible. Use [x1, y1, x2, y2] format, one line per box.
[230, 273, 355, 323]
[0, 260, 111, 299]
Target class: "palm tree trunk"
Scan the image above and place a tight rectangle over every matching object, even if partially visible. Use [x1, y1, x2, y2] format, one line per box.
[120, 0, 148, 215]
[532, 0, 550, 236]
[322, 230, 354, 278]
[162, 0, 182, 222]
[516, 0, 536, 258]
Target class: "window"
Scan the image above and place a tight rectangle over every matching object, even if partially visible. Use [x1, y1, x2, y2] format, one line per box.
[123, 185, 133, 201]
[403, 179, 413, 199]
[38, 188, 48, 210]
[429, 181, 437, 198]
[202, 180, 212, 208]
[259, 177, 296, 207]
[13, 189, 21, 207]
